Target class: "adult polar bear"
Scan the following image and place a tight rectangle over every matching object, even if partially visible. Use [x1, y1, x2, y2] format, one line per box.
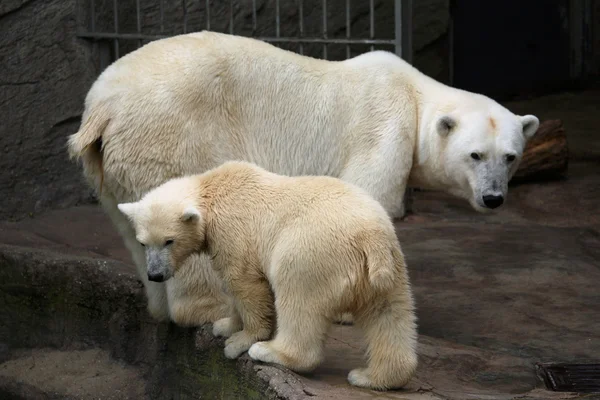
[68, 31, 539, 326]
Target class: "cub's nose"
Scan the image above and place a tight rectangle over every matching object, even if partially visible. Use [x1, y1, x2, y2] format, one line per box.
[482, 195, 504, 209]
[148, 272, 165, 282]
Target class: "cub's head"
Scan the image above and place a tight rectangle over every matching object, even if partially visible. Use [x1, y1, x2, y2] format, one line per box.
[433, 99, 539, 213]
[117, 178, 206, 283]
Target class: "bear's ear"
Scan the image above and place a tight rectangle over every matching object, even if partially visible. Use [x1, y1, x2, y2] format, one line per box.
[436, 116, 456, 137]
[520, 115, 539, 140]
[118, 202, 138, 220]
[181, 206, 202, 223]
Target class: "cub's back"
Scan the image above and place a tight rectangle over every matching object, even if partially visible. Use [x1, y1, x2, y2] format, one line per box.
[278, 174, 396, 235]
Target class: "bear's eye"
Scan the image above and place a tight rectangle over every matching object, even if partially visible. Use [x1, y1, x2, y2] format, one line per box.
[139, 242, 146, 247]
[165, 239, 174, 246]
[506, 154, 516, 162]
[470, 152, 481, 161]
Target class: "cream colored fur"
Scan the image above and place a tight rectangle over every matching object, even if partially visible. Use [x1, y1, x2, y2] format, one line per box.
[117, 161, 418, 390]
[67, 31, 539, 326]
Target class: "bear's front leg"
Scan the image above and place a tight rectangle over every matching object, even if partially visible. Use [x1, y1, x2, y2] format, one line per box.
[213, 308, 243, 338]
[222, 276, 274, 359]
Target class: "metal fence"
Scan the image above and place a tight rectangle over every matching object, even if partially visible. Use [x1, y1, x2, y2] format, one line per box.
[77, 0, 413, 67]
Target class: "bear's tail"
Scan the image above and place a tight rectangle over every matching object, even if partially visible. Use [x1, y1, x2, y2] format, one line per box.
[67, 103, 110, 195]
[364, 238, 406, 293]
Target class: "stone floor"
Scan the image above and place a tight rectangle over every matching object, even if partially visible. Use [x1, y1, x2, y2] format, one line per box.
[1, 89, 599, 399]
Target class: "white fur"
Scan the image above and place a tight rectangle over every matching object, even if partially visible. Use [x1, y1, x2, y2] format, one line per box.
[68, 32, 539, 327]
[119, 161, 418, 390]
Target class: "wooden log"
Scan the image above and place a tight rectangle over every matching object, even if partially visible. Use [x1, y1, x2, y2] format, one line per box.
[511, 119, 568, 183]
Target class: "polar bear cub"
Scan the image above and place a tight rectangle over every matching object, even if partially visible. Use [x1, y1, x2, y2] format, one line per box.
[117, 161, 418, 390]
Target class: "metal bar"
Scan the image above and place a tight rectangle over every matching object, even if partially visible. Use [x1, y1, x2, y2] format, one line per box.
[394, 0, 412, 63]
[89, 0, 95, 34]
[404, 0, 413, 63]
[160, 0, 164, 33]
[78, 32, 397, 46]
[205, 0, 210, 31]
[252, 0, 257, 35]
[394, 0, 402, 57]
[322, 0, 327, 59]
[369, 0, 374, 51]
[395, 0, 414, 214]
[113, 0, 119, 58]
[275, 0, 280, 37]
[298, 0, 304, 54]
[98, 41, 112, 72]
[182, 0, 188, 33]
[345, 0, 350, 59]
[136, 0, 142, 47]
[448, 0, 454, 85]
[229, 0, 234, 34]
[86, 0, 99, 64]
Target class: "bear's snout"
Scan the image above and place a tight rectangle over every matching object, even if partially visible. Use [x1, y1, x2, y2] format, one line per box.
[148, 271, 165, 282]
[482, 194, 504, 209]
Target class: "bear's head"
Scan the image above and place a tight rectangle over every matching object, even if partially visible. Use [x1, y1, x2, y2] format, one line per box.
[426, 98, 539, 213]
[117, 177, 206, 283]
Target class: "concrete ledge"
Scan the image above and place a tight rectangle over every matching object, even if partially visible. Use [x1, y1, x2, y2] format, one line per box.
[0, 243, 300, 400]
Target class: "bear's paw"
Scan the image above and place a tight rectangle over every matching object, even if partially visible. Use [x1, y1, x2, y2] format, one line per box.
[248, 341, 281, 365]
[224, 331, 257, 359]
[212, 317, 242, 338]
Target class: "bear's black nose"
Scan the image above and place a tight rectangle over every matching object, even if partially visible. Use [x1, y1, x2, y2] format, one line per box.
[148, 272, 165, 282]
[482, 195, 504, 209]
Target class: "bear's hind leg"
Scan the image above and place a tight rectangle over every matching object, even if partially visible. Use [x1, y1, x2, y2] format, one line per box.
[248, 291, 330, 372]
[349, 287, 418, 390]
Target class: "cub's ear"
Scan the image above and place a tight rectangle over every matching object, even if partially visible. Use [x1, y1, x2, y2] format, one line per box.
[437, 116, 456, 137]
[520, 115, 539, 140]
[118, 202, 138, 220]
[181, 206, 202, 223]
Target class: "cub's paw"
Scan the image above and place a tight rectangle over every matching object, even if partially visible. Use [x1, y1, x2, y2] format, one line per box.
[348, 368, 380, 390]
[224, 331, 257, 359]
[248, 341, 282, 365]
[212, 317, 242, 338]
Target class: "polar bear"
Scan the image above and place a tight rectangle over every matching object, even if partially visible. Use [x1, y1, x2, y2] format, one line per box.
[117, 161, 418, 390]
[68, 31, 539, 327]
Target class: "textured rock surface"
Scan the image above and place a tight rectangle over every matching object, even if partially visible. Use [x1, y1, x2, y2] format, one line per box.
[0, 245, 278, 399]
[0, 0, 100, 221]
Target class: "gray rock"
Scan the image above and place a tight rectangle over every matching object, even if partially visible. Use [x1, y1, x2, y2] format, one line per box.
[0, 0, 99, 220]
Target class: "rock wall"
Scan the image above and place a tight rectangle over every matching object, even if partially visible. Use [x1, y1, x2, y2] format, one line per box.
[0, 0, 450, 220]
[0, 0, 102, 220]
